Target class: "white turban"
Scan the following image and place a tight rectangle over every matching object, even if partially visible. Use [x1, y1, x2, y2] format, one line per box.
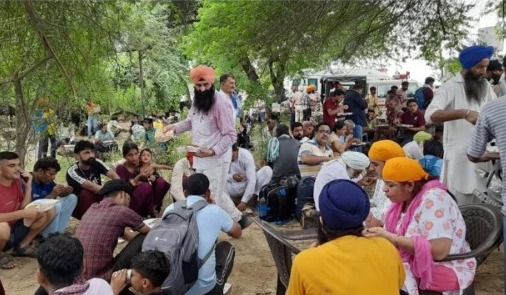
[341, 151, 370, 170]
[402, 141, 424, 160]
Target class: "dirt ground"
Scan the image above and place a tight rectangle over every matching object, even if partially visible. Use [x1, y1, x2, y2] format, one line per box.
[0, 220, 504, 295]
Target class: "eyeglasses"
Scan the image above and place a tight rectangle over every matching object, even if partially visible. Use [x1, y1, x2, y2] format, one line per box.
[317, 129, 331, 134]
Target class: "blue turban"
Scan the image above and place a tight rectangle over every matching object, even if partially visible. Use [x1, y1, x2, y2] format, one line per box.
[459, 45, 494, 70]
[318, 179, 370, 230]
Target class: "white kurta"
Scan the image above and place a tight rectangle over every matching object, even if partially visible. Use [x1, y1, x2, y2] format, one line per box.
[424, 73, 496, 195]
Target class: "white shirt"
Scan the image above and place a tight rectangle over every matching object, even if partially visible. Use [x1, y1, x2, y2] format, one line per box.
[369, 179, 391, 223]
[170, 157, 194, 201]
[313, 159, 350, 211]
[227, 148, 256, 203]
[424, 73, 496, 194]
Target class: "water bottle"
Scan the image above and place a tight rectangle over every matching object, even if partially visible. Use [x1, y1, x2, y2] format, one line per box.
[257, 195, 269, 219]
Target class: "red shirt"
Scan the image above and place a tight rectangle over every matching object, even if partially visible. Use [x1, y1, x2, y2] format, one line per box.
[74, 198, 144, 280]
[323, 98, 339, 128]
[400, 109, 426, 136]
[0, 180, 23, 225]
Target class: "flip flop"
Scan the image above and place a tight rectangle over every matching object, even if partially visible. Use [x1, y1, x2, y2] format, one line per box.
[14, 242, 37, 258]
[0, 253, 15, 269]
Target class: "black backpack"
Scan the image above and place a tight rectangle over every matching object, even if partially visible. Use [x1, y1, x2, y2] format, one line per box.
[258, 183, 292, 223]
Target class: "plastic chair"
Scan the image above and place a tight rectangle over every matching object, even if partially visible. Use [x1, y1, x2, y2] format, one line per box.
[252, 217, 316, 295]
[419, 204, 503, 295]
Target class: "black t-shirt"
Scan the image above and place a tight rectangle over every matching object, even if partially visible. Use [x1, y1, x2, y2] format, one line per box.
[66, 160, 110, 194]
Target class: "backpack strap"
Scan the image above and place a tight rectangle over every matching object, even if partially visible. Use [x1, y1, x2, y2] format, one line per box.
[201, 240, 216, 265]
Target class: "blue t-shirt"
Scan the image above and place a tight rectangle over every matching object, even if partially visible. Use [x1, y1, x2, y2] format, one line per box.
[31, 181, 56, 201]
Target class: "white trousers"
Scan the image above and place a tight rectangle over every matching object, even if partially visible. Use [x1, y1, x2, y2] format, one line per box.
[197, 162, 242, 222]
[227, 166, 273, 202]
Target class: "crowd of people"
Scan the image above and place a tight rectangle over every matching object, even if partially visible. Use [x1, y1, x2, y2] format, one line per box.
[0, 44, 505, 295]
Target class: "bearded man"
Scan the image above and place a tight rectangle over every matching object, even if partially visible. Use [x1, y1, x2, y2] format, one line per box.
[425, 45, 497, 205]
[486, 59, 504, 97]
[163, 65, 250, 228]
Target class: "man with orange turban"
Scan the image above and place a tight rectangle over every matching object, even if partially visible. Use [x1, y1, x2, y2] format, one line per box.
[366, 140, 406, 227]
[425, 45, 497, 205]
[163, 65, 250, 229]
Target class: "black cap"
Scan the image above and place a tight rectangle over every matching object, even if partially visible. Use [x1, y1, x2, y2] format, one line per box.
[487, 60, 502, 72]
[98, 179, 133, 197]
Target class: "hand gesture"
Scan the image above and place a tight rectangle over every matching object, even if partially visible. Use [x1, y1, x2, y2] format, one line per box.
[163, 124, 175, 133]
[139, 166, 154, 178]
[52, 184, 65, 196]
[237, 202, 247, 212]
[110, 269, 128, 295]
[195, 148, 215, 158]
[233, 174, 245, 182]
[20, 171, 32, 184]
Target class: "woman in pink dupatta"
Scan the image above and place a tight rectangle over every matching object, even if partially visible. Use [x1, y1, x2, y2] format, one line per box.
[364, 157, 475, 295]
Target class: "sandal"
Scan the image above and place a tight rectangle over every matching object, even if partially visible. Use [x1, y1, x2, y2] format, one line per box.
[14, 242, 37, 258]
[0, 253, 15, 269]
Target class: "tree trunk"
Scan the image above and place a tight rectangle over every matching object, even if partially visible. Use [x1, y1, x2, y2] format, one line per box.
[239, 56, 262, 88]
[267, 57, 286, 103]
[138, 50, 145, 118]
[13, 77, 31, 167]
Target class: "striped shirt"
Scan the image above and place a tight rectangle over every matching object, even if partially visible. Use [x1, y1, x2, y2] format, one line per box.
[467, 98, 506, 214]
[66, 160, 110, 195]
[297, 139, 333, 177]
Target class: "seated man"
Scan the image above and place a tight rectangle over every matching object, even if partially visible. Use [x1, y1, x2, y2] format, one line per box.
[111, 250, 170, 295]
[227, 144, 272, 211]
[107, 115, 127, 137]
[313, 151, 371, 211]
[297, 122, 334, 178]
[94, 123, 117, 153]
[74, 179, 150, 281]
[397, 99, 426, 145]
[291, 122, 304, 141]
[300, 121, 314, 143]
[268, 125, 301, 183]
[263, 118, 277, 139]
[31, 157, 77, 237]
[66, 140, 120, 219]
[163, 174, 242, 295]
[0, 151, 52, 260]
[169, 153, 195, 202]
[142, 118, 157, 147]
[36, 234, 113, 295]
[287, 180, 405, 295]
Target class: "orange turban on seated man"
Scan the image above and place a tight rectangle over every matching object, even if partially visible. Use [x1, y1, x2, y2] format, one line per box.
[382, 157, 429, 183]
[189, 65, 216, 85]
[368, 140, 405, 162]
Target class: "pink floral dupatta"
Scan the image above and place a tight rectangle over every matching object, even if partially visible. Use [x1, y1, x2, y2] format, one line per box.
[384, 180, 448, 289]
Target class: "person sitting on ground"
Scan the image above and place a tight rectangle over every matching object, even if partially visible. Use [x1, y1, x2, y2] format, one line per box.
[94, 123, 117, 153]
[364, 157, 476, 294]
[267, 125, 301, 184]
[297, 122, 334, 178]
[262, 118, 277, 140]
[300, 121, 314, 143]
[75, 179, 150, 281]
[138, 148, 171, 213]
[115, 142, 166, 217]
[329, 120, 351, 155]
[142, 118, 157, 147]
[130, 118, 146, 142]
[0, 152, 53, 262]
[287, 179, 405, 295]
[111, 250, 170, 295]
[365, 140, 406, 227]
[290, 122, 304, 141]
[163, 173, 242, 295]
[397, 99, 426, 145]
[419, 139, 444, 178]
[313, 151, 371, 211]
[107, 116, 128, 138]
[31, 157, 77, 238]
[36, 234, 113, 295]
[169, 153, 195, 202]
[66, 140, 120, 220]
[227, 144, 272, 211]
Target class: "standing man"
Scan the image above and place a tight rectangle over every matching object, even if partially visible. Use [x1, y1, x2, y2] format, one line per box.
[425, 45, 497, 204]
[344, 84, 367, 152]
[414, 77, 435, 110]
[163, 65, 250, 228]
[366, 86, 379, 112]
[322, 89, 347, 129]
[219, 73, 241, 120]
[34, 98, 57, 159]
[292, 86, 305, 122]
[66, 140, 120, 219]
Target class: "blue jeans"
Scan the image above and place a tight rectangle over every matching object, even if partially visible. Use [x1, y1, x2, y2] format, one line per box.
[87, 115, 98, 137]
[42, 194, 78, 237]
[352, 124, 363, 153]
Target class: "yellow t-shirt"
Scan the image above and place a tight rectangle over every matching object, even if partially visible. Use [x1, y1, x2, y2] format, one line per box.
[287, 235, 405, 295]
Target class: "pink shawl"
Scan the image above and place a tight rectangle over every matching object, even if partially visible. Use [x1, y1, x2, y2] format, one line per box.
[385, 180, 448, 289]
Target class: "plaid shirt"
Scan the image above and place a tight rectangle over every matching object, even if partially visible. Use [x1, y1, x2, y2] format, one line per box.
[74, 198, 144, 281]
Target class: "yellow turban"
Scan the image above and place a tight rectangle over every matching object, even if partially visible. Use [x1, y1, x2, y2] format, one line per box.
[368, 140, 405, 162]
[306, 85, 316, 92]
[383, 157, 429, 182]
[189, 65, 216, 85]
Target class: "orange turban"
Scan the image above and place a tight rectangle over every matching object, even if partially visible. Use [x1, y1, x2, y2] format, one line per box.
[383, 157, 428, 182]
[189, 65, 216, 85]
[368, 140, 405, 162]
[306, 85, 316, 92]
